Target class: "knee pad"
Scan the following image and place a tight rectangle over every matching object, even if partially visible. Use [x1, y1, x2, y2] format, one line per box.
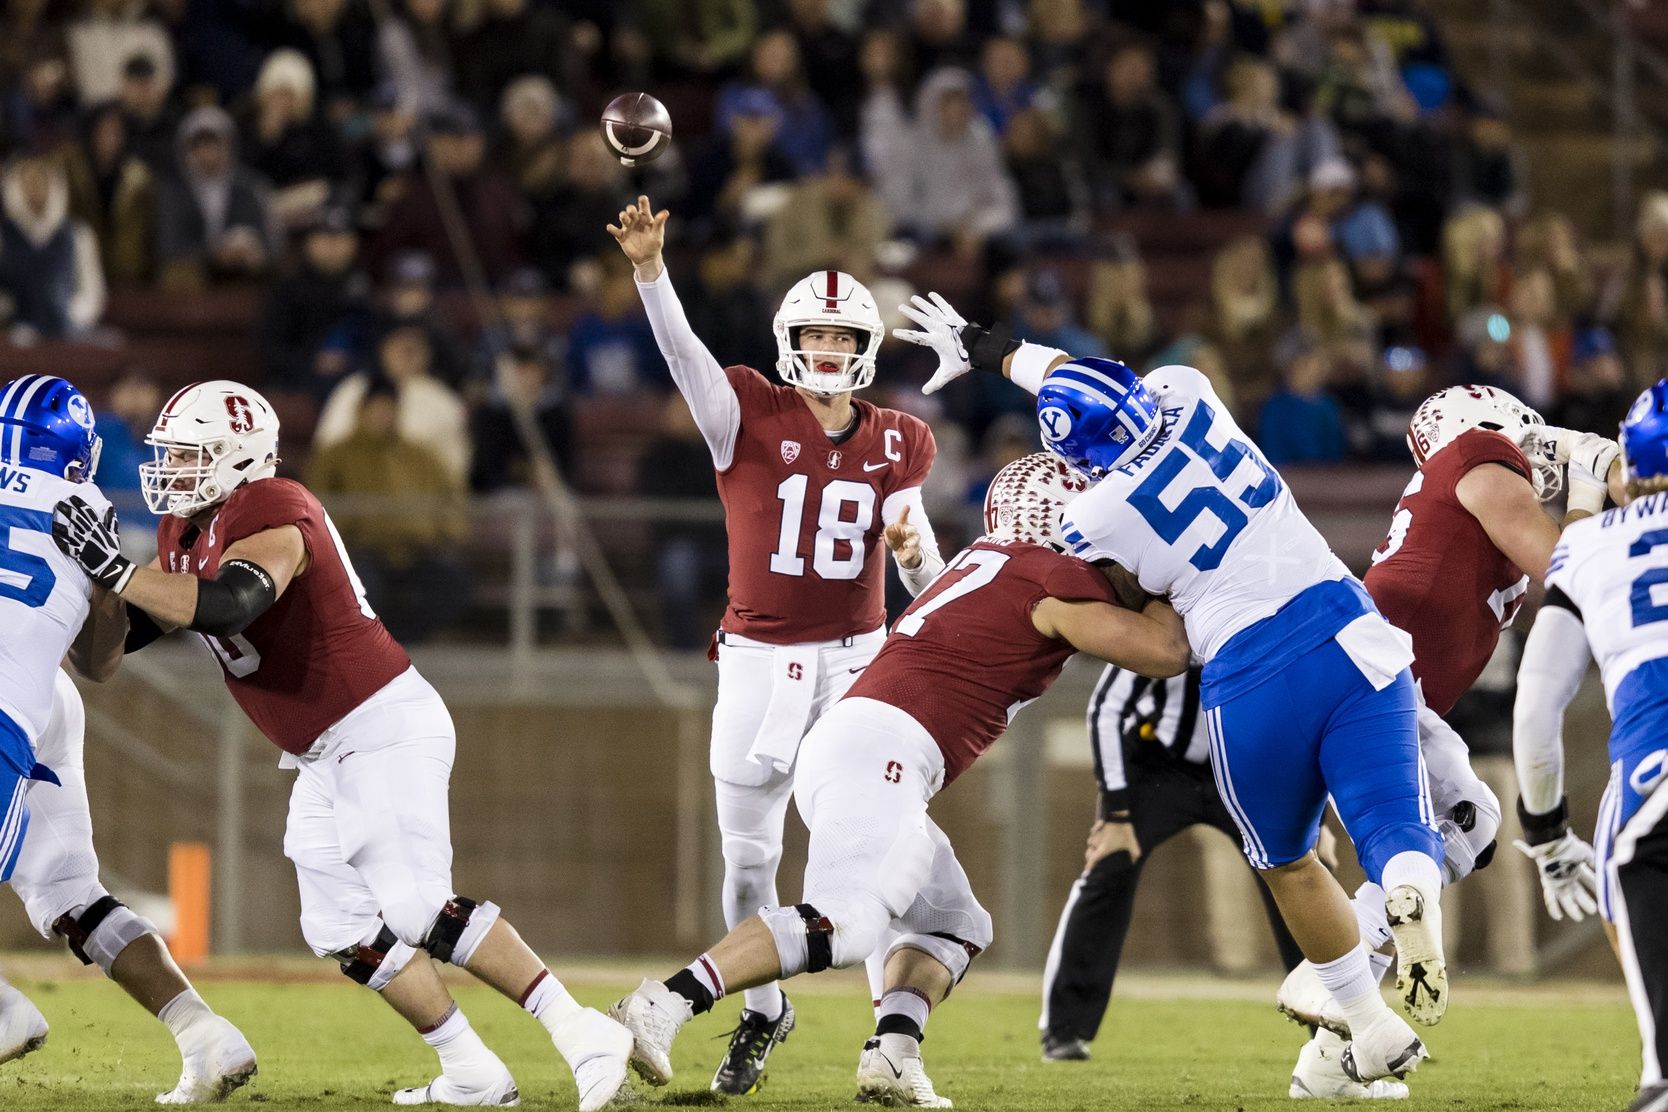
[758, 902, 877, 976]
[874, 822, 937, 921]
[19, 874, 107, 941]
[52, 896, 157, 975]
[423, 896, 500, 966]
[719, 829, 783, 873]
[886, 931, 986, 990]
[333, 922, 420, 991]
[1436, 792, 1503, 886]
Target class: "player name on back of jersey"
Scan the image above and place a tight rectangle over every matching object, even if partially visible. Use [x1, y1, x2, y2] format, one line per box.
[717, 365, 934, 645]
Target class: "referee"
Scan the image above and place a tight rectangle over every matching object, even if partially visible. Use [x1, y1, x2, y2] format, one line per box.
[1038, 664, 1308, 1061]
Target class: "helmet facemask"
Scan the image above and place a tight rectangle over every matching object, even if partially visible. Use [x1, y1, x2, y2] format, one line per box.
[139, 382, 280, 517]
[1407, 384, 1561, 501]
[775, 321, 880, 396]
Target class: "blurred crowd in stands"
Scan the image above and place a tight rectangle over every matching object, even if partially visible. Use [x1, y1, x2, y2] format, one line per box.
[0, 0, 1661, 642]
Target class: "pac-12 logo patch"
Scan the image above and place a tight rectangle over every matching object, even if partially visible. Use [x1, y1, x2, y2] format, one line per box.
[781, 439, 801, 465]
[1038, 406, 1073, 443]
[225, 395, 255, 434]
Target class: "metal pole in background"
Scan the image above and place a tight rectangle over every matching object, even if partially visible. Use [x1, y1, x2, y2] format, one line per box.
[215, 713, 245, 954]
[993, 717, 1049, 968]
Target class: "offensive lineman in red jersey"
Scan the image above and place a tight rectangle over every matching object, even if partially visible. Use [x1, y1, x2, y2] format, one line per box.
[48, 381, 634, 1110]
[607, 455, 1191, 1107]
[1274, 385, 1627, 1095]
[609, 196, 947, 1094]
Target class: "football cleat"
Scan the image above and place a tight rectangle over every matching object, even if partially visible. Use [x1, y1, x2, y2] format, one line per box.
[1290, 1030, 1409, 1100]
[1385, 885, 1447, 1026]
[1040, 1034, 1090, 1062]
[0, 981, 48, 1065]
[1339, 1012, 1426, 1084]
[855, 1033, 952, 1108]
[1275, 961, 1350, 1038]
[711, 996, 796, 1095]
[1625, 1080, 1668, 1112]
[155, 1014, 257, 1103]
[549, 1006, 633, 1112]
[607, 978, 692, 1087]
[391, 1070, 520, 1106]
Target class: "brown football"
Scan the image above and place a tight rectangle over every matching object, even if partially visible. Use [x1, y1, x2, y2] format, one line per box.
[599, 92, 673, 167]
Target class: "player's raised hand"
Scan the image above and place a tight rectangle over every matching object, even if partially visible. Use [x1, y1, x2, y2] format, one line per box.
[607, 194, 669, 273]
[1514, 830, 1600, 921]
[884, 504, 923, 570]
[51, 495, 135, 593]
[893, 292, 971, 395]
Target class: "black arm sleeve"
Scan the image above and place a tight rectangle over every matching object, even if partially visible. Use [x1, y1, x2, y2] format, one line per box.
[1543, 585, 1583, 621]
[188, 559, 278, 638]
[123, 604, 167, 654]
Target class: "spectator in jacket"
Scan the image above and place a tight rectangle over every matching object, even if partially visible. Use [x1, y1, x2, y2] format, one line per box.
[155, 106, 273, 288]
[60, 100, 156, 286]
[0, 151, 106, 339]
[261, 203, 370, 399]
[315, 321, 472, 483]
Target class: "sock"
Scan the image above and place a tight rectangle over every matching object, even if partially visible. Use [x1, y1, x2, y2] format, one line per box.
[1367, 949, 1394, 986]
[873, 988, 931, 1044]
[157, 988, 214, 1050]
[1311, 946, 1388, 1033]
[1352, 883, 1393, 949]
[665, 954, 724, 1016]
[743, 986, 784, 1021]
[1380, 850, 1443, 899]
[420, 1004, 499, 1080]
[520, 969, 584, 1038]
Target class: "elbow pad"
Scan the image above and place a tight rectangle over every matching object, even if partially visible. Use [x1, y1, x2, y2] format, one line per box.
[189, 559, 277, 638]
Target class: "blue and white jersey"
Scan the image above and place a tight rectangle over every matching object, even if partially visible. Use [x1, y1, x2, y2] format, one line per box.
[1547, 492, 1668, 742]
[1058, 366, 1351, 661]
[0, 464, 109, 744]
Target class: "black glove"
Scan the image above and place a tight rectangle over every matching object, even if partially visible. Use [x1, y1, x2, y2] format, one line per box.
[52, 495, 135, 593]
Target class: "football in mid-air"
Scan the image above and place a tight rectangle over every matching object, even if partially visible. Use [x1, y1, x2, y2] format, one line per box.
[600, 92, 673, 167]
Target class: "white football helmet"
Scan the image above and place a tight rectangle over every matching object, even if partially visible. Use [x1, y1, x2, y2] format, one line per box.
[773, 270, 884, 395]
[140, 380, 280, 517]
[983, 452, 1092, 549]
[1406, 384, 1561, 500]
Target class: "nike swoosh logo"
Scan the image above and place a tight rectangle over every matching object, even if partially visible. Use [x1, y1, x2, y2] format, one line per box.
[848, 666, 867, 674]
[863, 462, 888, 472]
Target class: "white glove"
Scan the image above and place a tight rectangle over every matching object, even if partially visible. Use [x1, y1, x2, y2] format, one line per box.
[1561, 430, 1620, 515]
[893, 292, 971, 395]
[1514, 830, 1600, 921]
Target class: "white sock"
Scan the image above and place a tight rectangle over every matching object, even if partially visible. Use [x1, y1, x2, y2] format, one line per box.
[685, 954, 727, 1003]
[157, 988, 214, 1051]
[521, 969, 583, 1038]
[1352, 883, 1393, 949]
[421, 1005, 499, 1080]
[1311, 946, 1389, 1032]
[744, 986, 784, 1021]
[1367, 950, 1394, 986]
[876, 988, 931, 1040]
[1380, 851, 1442, 900]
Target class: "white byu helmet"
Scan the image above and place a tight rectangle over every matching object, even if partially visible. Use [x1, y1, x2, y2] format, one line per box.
[983, 452, 1092, 549]
[140, 380, 280, 517]
[1406, 384, 1560, 500]
[773, 270, 884, 396]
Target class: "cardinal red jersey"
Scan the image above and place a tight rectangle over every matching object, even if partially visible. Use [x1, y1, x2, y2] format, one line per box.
[1363, 430, 1533, 716]
[847, 540, 1117, 786]
[717, 365, 935, 644]
[155, 477, 411, 754]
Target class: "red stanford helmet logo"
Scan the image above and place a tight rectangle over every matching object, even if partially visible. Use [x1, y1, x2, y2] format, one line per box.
[781, 440, 801, 465]
[224, 395, 255, 434]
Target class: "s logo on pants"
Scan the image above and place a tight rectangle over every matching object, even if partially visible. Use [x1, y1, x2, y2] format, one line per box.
[884, 760, 902, 784]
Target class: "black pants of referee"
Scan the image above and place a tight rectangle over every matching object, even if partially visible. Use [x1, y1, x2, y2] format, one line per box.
[1040, 761, 1305, 1044]
[1616, 797, 1668, 1096]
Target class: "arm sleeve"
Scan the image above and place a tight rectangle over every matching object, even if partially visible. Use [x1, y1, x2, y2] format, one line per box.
[881, 486, 946, 596]
[1088, 668, 1133, 814]
[1010, 342, 1069, 395]
[1512, 600, 1591, 815]
[635, 270, 742, 470]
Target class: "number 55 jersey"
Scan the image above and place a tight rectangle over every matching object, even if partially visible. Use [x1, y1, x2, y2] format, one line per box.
[156, 477, 410, 754]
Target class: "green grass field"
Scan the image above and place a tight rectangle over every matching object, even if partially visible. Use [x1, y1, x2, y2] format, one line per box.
[0, 962, 1643, 1110]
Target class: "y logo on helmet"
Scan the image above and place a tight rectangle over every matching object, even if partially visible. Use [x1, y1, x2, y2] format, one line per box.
[224, 396, 255, 434]
[1038, 406, 1073, 443]
[66, 394, 93, 429]
[780, 440, 801, 465]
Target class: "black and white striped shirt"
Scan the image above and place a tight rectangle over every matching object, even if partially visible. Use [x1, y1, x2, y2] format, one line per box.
[1088, 664, 1209, 817]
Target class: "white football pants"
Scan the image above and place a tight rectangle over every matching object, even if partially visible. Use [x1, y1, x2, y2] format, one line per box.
[710, 627, 890, 1011]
